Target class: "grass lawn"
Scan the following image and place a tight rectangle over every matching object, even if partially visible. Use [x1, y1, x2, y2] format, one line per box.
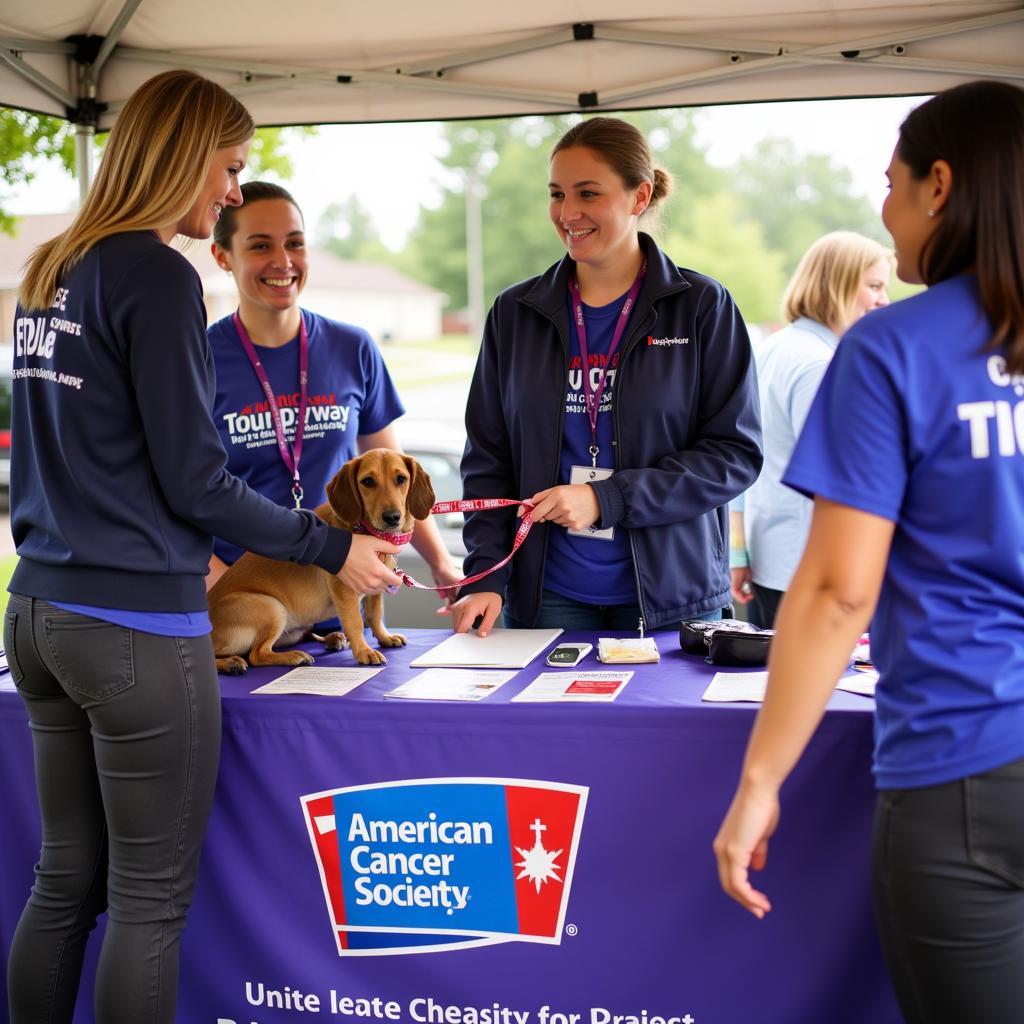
[380, 335, 477, 392]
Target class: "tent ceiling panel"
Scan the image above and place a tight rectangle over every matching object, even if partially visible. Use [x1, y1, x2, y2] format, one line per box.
[1, 1, 1022, 126]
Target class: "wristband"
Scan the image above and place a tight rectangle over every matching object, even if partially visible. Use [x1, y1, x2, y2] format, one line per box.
[729, 547, 749, 569]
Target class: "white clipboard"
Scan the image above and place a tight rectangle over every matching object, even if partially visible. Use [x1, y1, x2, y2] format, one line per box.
[409, 628, 563, 669]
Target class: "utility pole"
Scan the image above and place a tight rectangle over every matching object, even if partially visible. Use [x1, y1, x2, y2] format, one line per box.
[464, 167, 485, 344]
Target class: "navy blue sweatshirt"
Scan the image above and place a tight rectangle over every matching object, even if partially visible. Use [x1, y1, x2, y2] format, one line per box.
[9, 231, 350, 612]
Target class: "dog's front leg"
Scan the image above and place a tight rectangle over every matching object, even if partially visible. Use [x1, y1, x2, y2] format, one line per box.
[328, 580, 388, 665]
[363, 592, 407, 650]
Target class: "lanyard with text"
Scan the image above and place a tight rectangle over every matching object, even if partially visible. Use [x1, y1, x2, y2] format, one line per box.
[232, 311, 310, 509]
[569, 260, 646, 467]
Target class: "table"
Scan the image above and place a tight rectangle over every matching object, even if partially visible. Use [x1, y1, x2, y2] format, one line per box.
[0, 629, 900, 1024]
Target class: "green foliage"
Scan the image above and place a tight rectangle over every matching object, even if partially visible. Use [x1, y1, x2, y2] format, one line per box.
[731, 137, 887, 278]
[316, 194, 384, 260]
[663, 192, 786, 325]
[0, 107, 76, 234]
[245, 125, 317, 180]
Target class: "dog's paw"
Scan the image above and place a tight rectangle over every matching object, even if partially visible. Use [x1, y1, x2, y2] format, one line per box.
[283, 650, 316, 666]
[216, 656, 249, 675]
[321, 631, 351, 652]
[354, 647, 388, 666]
[379, 632, 407, 648]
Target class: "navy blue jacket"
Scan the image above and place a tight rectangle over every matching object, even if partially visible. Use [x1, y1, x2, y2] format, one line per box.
[460, 234, 763, 628]
[9, 231, 350, 613]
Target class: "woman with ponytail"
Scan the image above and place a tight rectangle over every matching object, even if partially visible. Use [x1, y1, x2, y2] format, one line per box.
[448, 116, 762, 635]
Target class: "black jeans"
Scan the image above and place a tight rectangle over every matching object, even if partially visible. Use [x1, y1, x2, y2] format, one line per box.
[748, 583, 783, 629]
[4, 595, 221, 1024]
[872, 757, 1024, 1023]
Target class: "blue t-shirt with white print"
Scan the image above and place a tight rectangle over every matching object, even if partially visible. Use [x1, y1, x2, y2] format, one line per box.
[784, 274, 1024, 789]
[208, 309, 404, 565]
[544, 293, 636, 605]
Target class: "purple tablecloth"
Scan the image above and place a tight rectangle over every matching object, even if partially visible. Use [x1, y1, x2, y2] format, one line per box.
[0, 629, 900, 1024]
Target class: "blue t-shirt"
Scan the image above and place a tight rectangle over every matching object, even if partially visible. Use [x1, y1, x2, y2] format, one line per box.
[544, 294, 636, 605]
[784, 274, 1024, 789]
[208, 310, 404, 564]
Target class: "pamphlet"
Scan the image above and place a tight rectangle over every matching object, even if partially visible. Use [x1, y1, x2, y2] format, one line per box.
[702, 669, 879, 702]
[250, 666, 383, 696]
[511, 670, 633, 703]
[384, 669, 517, 702]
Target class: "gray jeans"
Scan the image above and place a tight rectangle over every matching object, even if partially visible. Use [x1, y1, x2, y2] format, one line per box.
[4, 595, 221, 1024]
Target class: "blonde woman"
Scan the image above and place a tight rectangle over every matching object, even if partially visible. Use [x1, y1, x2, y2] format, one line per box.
[5, 70, 398, 1024]
[730, 231, 892, 627]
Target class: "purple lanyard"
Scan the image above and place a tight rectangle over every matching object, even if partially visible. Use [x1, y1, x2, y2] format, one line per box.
[569, 260, 646, 464]
[231, 311, 309, 509]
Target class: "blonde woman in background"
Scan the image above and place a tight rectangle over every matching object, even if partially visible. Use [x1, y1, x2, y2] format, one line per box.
[730, 231, 892, 628]
[5, 70, 397, 1024]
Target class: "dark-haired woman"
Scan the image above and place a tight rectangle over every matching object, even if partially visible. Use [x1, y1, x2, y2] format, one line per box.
[207, 181, 460, 593]
[446, 116, 762, 635]
[715, 80, 1024, 1023]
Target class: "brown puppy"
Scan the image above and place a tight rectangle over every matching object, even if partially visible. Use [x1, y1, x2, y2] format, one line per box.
[209, 448, 435, 673]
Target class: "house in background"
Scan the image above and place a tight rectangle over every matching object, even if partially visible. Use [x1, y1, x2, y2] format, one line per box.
[0, 212, 445, 343]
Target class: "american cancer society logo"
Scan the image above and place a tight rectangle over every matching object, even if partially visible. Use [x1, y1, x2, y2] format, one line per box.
[300, 778, 587, 957]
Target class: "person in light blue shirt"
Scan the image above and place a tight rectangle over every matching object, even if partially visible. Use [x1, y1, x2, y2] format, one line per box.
[729, 231, 892, 627]
[716, 81, 1024, 1024]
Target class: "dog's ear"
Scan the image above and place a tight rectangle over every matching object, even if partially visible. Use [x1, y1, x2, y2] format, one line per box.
[404, 455, 436, 521]
[326, 458, 364, 528]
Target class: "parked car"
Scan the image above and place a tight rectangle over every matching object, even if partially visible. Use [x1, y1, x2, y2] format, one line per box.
[386, 420, 468, 628]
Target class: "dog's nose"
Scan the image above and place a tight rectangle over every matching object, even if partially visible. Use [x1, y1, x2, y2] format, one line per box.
[382, 508, 402, 529]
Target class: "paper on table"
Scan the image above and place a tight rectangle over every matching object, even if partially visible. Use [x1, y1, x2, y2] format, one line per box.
[512, 670, 633, 702]
[701, 671, 769, 703]
[384, 669, 517, 702]
[836, 670, 878, 696]
[409, 627, 563, 669]
[703, 668, 879, 703]
[250, 666, 383, 696]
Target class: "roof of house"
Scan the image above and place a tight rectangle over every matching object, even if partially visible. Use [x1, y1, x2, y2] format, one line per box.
[0, 212, 443, 298]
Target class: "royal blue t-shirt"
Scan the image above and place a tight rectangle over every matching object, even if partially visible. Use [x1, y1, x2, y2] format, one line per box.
[544, 293, 636, 604]
[784, 274, 1024, 789]
[208, 310, 404, 564]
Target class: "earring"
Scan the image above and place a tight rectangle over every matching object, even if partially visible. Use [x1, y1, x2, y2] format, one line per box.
[927, 209, 935, 218]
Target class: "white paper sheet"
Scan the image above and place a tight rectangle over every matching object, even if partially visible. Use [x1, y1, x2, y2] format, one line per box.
[511, 670, 633, 702]
[384, 669, 517, 702]
[836, 670, 878, 696]
[408, 627, 563, 669]
[250, 666, 383, 696]
[701, 671, 769, 702]
[703, 669, 879, 702]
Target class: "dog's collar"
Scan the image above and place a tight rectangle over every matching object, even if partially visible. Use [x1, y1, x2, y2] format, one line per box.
[353, 520, 413, 546]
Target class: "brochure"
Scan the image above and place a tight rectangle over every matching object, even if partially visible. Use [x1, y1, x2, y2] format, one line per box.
[384, 669, 517, 702]
[250, 666, 383, 696]
[408, 627, 563, 669]
[511, 670, 633, 703]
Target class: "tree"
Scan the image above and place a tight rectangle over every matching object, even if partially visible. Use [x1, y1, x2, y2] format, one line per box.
[0, 108, 311, 231]
[315, 195, 392, 262]
[0, 108, 76, 234]
[730, 137, 887, 277]
[400, 109, 725, 312]
[663, 192, 786, 325]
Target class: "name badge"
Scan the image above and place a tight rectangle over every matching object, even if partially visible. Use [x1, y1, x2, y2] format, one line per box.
[568, 465, 615, 541]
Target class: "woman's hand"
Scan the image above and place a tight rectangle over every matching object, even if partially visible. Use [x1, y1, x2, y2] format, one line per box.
[439, 591, 503, 636]
[713, 780, 780, 919]
[731, 567, 754, 605]
[430, 560, 464, 605]
[527, 484, 600, 531]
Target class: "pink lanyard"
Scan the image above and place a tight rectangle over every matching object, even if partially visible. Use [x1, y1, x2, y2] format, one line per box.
[232, 311, 309, 509]
[356, 498, 535, 591]
[568, 260, 646, 465]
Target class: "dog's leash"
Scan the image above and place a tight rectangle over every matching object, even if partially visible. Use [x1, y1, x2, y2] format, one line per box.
[355, 498, 535, 591]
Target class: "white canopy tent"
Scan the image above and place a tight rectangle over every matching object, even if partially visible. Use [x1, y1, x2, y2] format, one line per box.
[3, 2, 1023, 135]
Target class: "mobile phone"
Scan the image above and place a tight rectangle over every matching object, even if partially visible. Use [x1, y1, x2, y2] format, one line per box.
[546, 642, 593, 667]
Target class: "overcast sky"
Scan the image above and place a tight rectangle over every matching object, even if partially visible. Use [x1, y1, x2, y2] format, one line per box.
[6, 94, 924, 250]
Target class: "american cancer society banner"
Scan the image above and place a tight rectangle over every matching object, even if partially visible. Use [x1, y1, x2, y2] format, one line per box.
[301, 778, 588, 956]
